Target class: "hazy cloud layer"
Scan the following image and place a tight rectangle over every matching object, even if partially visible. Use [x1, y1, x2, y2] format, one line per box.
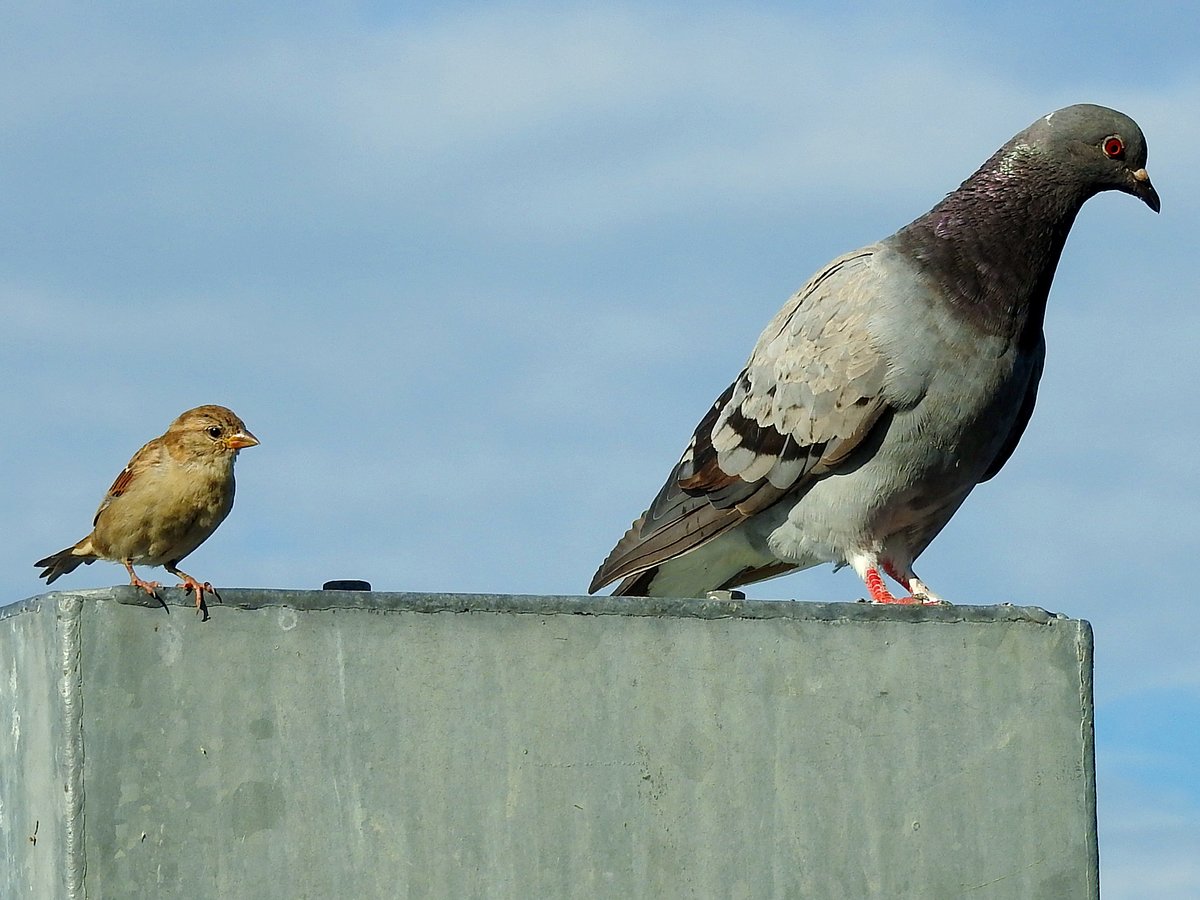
[3, 4, 1197, 895]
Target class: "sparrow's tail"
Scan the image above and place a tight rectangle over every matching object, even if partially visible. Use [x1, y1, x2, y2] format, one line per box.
[34, 540, 98, 584]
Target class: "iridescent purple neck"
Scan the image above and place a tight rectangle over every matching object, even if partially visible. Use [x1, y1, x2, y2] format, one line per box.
[890, 144, 1090, 343]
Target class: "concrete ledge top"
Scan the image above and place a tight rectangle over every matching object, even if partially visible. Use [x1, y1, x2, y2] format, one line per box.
[1, 582, 1097, 899]
[3, 585, 1080, 627]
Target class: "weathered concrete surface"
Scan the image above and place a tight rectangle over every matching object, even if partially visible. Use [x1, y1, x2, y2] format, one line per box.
[1, 593, 77, 898]
[1, 588, 1097, 899]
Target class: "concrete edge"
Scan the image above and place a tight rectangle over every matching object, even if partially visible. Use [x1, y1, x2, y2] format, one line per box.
[1076, 618, 1100, 899]
[3, 585, 1097, 897]
[5, 586, 1082, 627]
[56, 595, 86, 899]
[0, 592, 48, 621]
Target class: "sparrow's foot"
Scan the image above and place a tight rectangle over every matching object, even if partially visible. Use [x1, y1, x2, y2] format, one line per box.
[123, 563, 168, 612]
[172, 572, 219, 622]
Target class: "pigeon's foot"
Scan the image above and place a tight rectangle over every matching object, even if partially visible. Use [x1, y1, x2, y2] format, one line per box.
[881, 561, 951, 606]
[863, 567, 947, 606]
[864, 568, 915, 604]
[909, 583, 951, 606]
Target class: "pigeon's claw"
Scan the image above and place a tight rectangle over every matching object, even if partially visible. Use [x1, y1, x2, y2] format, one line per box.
[908, 580, 951, 606]
[854, 556, 950, 606]
[863, 567, 918, 604]
[884, 562, 951, 606]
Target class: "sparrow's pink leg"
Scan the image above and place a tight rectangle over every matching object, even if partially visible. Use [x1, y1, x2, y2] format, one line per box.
[166, 563, 219, 621]
[122, 561, 168, 612]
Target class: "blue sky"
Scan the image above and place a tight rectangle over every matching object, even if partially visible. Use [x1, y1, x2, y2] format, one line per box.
[3, 3, 1197, 893]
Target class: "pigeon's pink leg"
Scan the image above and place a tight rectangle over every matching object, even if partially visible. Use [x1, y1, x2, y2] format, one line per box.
[850, 552, 932, 605]
[882, 560, 948, 605]
[864, 567, 921, 604]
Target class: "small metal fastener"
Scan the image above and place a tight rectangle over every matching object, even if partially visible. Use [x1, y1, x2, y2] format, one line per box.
[705, 590, 746, 601]
[322, 580, 372, 591]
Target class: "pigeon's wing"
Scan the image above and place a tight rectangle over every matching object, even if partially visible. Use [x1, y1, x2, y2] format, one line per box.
[590, 249, 894, 592]
[980, 336, 1045, 482]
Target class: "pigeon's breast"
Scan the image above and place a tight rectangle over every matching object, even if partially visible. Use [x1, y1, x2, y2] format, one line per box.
[766, 262, 1041, 565]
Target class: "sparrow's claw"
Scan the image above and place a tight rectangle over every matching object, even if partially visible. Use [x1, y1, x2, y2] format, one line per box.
[131, 577, 162, 598]
[172, 575, 220, 621]
[122, 563, 168, 611]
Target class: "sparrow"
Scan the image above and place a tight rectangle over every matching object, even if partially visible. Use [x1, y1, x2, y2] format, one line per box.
[35, 405, 259, 620]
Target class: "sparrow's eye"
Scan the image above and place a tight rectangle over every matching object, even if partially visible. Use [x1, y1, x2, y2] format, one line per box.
[1103, 135, 1125, 159]
[207, 426, 223, 439]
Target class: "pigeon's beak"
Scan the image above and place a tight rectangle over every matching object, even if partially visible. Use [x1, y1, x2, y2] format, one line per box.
[1128, 167, 1161, 213]
[224, 430, 260, 451]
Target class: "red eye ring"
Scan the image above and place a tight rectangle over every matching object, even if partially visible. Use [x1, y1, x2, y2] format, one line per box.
[1103, 136, 1125, 159]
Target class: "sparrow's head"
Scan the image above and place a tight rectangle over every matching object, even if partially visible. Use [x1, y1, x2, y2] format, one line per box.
[168, 405, 260, 458]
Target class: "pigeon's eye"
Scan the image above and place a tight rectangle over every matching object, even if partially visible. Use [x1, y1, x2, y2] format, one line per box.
[207, 426, 223, 439]
[1103, 136, 1125, 159]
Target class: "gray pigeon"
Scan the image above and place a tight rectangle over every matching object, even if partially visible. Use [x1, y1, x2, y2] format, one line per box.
[590, 104, 1159, 603]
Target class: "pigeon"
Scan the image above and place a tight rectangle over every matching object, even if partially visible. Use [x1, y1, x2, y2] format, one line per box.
[35, 405, 259, 619]
[590, 104, 1159, 603]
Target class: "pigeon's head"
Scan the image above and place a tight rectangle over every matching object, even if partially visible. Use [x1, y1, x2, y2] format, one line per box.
[1019, 104, 1159, 213]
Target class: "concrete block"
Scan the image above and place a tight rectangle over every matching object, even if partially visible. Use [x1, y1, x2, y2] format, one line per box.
[1, 588, 1097, 899]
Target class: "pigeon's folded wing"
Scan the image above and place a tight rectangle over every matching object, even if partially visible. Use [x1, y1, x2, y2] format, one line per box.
[981, 336, 1044, 483]
[591, 249, 894, 592]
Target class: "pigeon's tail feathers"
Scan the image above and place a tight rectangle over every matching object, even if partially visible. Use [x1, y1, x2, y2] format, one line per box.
[588, 491, 739, 595]
[588, 455, 799, 596]
[611, 567, 657, 597]
[611, 558, 803, 598]
[35, 539, 98, 584]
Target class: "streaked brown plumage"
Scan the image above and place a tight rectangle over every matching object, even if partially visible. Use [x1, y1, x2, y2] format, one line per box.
[35, 405, 259, 620]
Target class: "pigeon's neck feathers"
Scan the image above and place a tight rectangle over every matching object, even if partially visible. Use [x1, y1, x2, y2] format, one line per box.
[892, 139, 1091, 343]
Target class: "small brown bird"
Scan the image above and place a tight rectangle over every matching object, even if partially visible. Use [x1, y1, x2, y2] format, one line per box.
[35, 405, 259, 619]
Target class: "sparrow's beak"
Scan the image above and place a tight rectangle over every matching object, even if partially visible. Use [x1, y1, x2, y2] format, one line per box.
[1129, 167, 1161, 213]
[225, 431, 260, 450]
